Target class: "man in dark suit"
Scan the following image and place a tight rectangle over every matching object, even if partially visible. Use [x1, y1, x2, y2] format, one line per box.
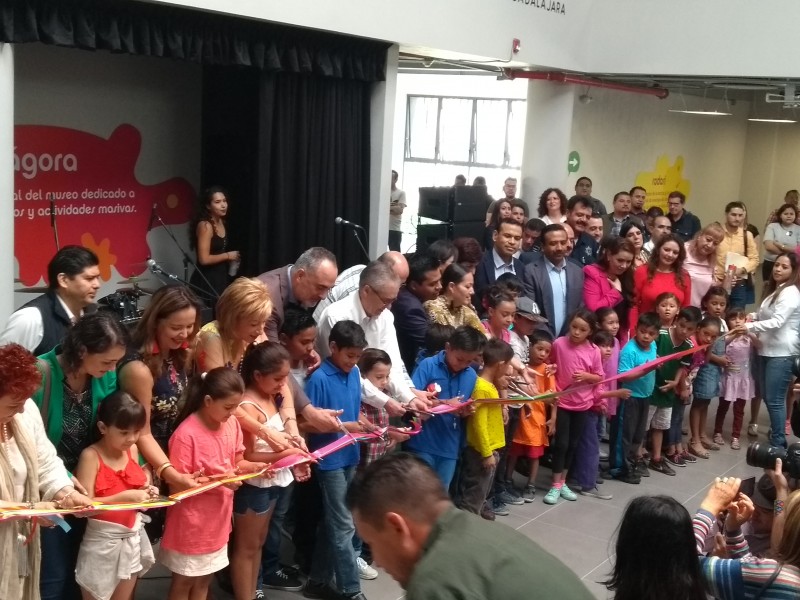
[257, 247, 339, 341]
[522, 224, 585, 337]
[391, 253, 442, 371]
[474, 218, 524, 304]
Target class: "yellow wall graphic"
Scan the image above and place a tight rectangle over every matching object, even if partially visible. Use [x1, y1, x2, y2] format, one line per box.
[634, 155, 692, 213]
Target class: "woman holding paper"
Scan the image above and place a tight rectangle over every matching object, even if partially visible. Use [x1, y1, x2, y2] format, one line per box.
[715, 201, 759, 308]
[731, 252, 800, 449]
[0, 343, 93, 600]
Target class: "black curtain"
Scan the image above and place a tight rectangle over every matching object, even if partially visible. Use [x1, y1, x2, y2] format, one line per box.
[203, 67, 372, 272]
[0, 0, 387, 81]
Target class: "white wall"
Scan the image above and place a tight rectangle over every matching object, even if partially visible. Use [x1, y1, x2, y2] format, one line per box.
[565, 89, 750, 228]
[156, 0, 800, 77]
[13, 43, 201, 307]
[740, 122, 800, 230]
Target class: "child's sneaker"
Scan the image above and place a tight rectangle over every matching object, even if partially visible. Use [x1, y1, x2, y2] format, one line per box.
[560, 484, 578, 501]
[521, 485, 536, 502]
[665, 452, 686, 467]
[491, 498, 510, 516]
[497, 488, 524, 506]
[543, 487, 560, 505]
[612, 471, 641, 484]
[712, 433, 724, 446]
[679, 449, 697, 464]
[747, 423, 758, 437]
[731, 437, 740, 450]
[635, 459, 650, 477]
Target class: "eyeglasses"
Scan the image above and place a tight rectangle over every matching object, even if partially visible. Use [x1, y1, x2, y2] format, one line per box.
[368, 285, 397, 307]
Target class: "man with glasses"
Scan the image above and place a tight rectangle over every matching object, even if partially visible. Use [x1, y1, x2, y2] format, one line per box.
[667, 191, 701, 242]
[316, 260, 429, 411]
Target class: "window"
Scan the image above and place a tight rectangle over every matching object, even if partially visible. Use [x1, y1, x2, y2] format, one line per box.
[405, 95, 525, 169]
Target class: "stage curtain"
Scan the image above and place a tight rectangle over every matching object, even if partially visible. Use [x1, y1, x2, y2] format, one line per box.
[203, 68, 372, 273]
[0, 0, 388, 82]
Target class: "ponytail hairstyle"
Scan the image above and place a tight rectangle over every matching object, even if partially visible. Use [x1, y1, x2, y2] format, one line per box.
[61, 312, 129, 375]
[175, 367, 244, 428]
[482, 285, 516, 313]
[764, 252, 800, 306]
[241, 342, 290, 387]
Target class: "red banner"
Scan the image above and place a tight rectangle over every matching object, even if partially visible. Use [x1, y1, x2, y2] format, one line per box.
[14, 124, 194, 285]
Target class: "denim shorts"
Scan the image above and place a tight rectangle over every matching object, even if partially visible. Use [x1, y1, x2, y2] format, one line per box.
[233, 483, 283, 515]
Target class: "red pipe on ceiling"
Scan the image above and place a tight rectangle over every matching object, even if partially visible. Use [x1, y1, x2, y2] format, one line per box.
[505, 69, 669, 99]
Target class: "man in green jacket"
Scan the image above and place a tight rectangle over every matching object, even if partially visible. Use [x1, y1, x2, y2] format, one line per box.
[346, 453, 594, 600]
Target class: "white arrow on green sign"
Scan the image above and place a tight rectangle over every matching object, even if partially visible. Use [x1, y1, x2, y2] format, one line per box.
[568, 151, 580, 173]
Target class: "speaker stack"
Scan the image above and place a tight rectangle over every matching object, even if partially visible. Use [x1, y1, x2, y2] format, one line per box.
[416, 185, 488, 252]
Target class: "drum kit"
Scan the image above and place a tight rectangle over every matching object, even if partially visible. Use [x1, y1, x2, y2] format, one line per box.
[16, 276, 157, 328]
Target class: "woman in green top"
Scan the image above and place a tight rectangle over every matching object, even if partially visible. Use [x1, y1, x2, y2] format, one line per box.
[32, 311, 128, 600]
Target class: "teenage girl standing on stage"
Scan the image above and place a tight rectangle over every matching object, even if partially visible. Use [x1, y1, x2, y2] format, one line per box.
[189, 186, 240, 303]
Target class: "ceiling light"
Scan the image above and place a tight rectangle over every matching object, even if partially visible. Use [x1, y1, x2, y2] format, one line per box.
[668, 109, 732, 116]
[748, 117, 797, 123]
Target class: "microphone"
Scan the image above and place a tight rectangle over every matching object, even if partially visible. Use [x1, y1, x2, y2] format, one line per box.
[335, 216, 365, 230]
[147, 258, 179, 281]
[49, 194, 55, 228]
[147, 203, 158, 231]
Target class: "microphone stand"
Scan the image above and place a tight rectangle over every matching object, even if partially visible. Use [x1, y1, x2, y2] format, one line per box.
[349, 227, 370, 262]
[49, 193, 60, 251]
[152, 209, 220, 305]
[149, 265, 213, 299]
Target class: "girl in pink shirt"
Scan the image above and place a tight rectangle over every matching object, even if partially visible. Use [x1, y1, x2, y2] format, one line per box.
[160, 368, 267, 600]
[480, 286, 515, 343]
[544, 310, 605, 506]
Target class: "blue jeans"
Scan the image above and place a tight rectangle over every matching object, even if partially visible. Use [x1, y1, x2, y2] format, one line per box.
[761, 356, 793, 448]
[257, 484, 293, 587]
[407, 451, 458, 489]
[729, 283, 754, 308]
[40, 517, 85, 600]
[310, 467, 360, 595]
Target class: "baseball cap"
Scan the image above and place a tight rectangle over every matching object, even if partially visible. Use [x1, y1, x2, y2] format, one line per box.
[515, 296, 547, 323]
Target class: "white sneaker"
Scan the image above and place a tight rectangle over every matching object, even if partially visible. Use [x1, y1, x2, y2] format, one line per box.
[748, 423, 758, 437]
[357, 557, 378, 580]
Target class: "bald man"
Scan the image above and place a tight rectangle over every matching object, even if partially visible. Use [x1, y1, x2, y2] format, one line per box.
[313, 251, 408, 320]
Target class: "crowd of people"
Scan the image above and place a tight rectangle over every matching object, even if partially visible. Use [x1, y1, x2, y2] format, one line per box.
[2, 182, 800, 600]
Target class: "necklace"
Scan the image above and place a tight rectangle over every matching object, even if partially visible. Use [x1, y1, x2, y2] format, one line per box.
[1, 421, 15, 476]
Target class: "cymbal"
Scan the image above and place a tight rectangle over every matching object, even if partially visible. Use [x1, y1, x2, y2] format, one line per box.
[16, 286, 49, 294]
[115, 277, 149, 285]
[117, 286, 156, 295]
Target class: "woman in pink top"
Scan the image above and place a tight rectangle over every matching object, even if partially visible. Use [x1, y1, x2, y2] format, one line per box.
[683, 223, 725, 308]
[160, 369, 267, 600]
[583, 237, 636, 336]
[544, 309, 604, 506]
[633, 234, 692, 318]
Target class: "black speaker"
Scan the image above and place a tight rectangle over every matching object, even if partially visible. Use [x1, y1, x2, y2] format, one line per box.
[451, 221, 486, 241]
[418, 187, 453, 222]
[416, 223, 450, 252]
[452, 185, 489, 222]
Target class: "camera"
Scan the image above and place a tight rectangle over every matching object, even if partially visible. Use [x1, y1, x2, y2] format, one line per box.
[746, 442, 800, 479]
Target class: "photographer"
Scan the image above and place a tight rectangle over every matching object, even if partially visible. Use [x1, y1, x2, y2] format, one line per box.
[693, 466, 799, 598]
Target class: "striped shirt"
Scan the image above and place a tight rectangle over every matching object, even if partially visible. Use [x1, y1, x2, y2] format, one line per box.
[694, 509, 800, 599]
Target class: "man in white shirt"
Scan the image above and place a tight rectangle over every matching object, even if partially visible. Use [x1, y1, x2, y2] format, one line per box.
[0, 246, 100, 354]
[316, 260, 429, 416]
[645, 215, 672, 253]
[389, 170, 406, 252]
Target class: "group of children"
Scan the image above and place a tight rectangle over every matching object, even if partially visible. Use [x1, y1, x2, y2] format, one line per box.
[67, 278, 763, 600]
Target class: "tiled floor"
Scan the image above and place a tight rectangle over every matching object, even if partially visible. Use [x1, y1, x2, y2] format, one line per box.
[138, 403, 783, 600]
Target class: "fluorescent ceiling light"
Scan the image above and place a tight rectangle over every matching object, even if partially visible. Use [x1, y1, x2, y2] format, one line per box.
[748, 117, 797, 123]
[668, 109, 732, 116]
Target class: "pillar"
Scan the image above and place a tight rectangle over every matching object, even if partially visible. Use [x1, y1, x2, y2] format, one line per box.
[520, 80, 576, 204]
[0, 44, 14, 324]
[367, 44, 399, 259]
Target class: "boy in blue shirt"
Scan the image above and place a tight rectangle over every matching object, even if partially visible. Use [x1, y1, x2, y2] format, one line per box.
[305, 320, 368, 600]
[405, 326, 485, 488]
[608, 312, 660, 484]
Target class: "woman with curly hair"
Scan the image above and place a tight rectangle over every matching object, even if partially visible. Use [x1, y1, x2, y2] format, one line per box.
[537, 188, 568, 226]
[0, 344, 93, 600]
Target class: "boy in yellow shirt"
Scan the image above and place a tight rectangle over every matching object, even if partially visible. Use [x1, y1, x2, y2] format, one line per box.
[456, 338, 515, 515]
